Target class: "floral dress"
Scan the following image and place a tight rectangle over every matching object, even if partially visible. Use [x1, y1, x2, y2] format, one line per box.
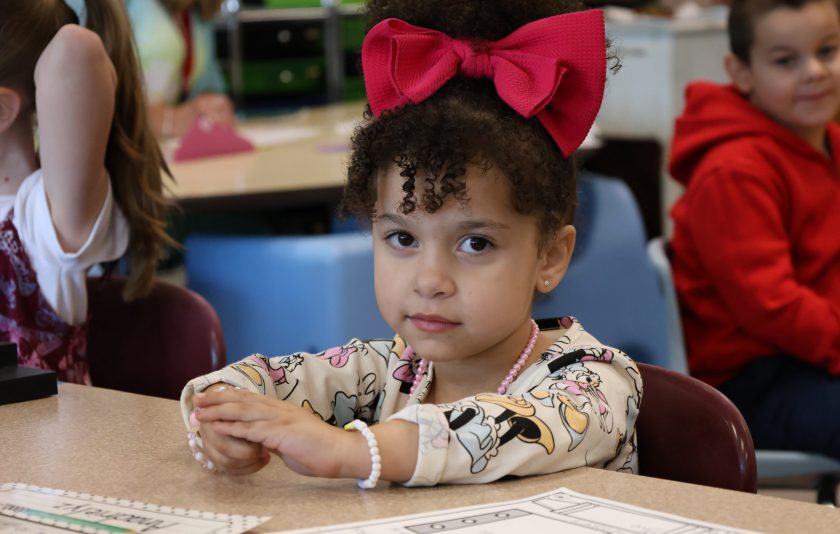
[0, 210, 88, 383]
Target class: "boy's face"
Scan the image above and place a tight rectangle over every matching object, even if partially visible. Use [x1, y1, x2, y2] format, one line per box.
[731, 0, 840, 143]
[371, 164, 564, 368]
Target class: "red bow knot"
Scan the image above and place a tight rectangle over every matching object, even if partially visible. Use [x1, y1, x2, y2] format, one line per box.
[362, 11, 606, 156]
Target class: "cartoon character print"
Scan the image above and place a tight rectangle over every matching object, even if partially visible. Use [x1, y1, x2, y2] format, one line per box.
[229, 353, 304, 394]
[549, 361, 614, 433]
[616, 364, 642, 474]
[304, 390, 358, 428]
[415, 410, 450, 454]
[391, 344, 417, 388]
[529, 387, 589, 451]
[302, 372, 382, 429]
[442, 400, 499, 473]
[318, 344, 357, 368]
[443, 394, 556, 474]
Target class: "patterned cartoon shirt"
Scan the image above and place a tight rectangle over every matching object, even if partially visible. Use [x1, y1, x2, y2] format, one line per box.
[180, 317, 642, 486]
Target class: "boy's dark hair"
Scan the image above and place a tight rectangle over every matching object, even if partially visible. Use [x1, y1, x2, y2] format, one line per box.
[340, 0, 595, 243]
[729, 0, 840, 64]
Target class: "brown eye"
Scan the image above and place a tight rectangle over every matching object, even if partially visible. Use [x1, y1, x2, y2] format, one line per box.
[458, 236, 492, 254]
[386, 231, 417, 249]
[398, 233, 415, 247]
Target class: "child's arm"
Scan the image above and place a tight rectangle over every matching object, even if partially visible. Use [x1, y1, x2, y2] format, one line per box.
[149, 93, 235, 138]
[684, 171, 840, 371]
[194, 389, 419, 482]
[194, 348, 641, 485]
[34, 25, 116, 253]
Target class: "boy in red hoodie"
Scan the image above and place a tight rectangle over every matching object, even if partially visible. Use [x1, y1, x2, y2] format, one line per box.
[669, 0, 840, 459]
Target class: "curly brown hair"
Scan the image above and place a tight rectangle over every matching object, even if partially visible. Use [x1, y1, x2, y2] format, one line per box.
[340, 0, 596, 243]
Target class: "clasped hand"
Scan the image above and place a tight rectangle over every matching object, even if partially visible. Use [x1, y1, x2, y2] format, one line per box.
[192, 387, 359, 478]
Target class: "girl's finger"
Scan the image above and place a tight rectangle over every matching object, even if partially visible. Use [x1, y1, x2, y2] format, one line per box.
[194, 387, 252, 407]
[196, 399, 288, 423]
[211, 420, 273, 445]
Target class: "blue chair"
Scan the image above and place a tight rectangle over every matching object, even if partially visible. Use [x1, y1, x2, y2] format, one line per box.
[533, 174, 673, 368]
[647, 236, 840, 505]
[185, 232, 391, 362]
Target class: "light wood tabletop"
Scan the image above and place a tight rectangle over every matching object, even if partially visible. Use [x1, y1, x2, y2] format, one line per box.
[165, 101, 366, 212]
[2, 383, 838, 533]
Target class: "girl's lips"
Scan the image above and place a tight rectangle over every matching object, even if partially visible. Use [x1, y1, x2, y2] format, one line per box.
[409, 314, 460, 333]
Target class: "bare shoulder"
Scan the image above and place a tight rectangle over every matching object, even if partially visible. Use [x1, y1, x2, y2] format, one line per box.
[35, 25, 111, 80]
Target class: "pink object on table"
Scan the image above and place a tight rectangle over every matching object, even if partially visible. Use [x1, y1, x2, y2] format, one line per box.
[173, 118, 255, 162]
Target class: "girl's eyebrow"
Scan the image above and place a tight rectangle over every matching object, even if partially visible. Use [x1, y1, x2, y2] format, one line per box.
[375, 212, 509, 231]
[375, 213, 407, 225]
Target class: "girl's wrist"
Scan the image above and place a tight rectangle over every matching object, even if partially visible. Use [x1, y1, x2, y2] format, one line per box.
[341, 420, 381, 487]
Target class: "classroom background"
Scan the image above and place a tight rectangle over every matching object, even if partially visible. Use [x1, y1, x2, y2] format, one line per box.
[157, 0, 840, 506]
[4, 0, 839, 527]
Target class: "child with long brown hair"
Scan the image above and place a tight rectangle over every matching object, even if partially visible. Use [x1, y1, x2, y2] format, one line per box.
[0, 0, 173, 383]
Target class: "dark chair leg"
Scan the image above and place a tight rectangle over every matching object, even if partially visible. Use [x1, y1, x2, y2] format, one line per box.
[816, 475, 839, 506]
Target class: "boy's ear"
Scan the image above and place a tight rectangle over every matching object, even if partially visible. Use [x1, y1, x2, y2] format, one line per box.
[0, 88, 23, 134]
[536, 225, 576, 293]
[725, 53, 754, 94]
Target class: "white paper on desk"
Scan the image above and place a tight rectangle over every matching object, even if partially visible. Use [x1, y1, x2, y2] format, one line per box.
[237, 125, 320, 148]
[0, 483, 269, 534]
[280, 487, 758, 534]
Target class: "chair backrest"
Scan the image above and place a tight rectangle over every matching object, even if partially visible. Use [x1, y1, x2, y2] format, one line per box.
[86, 276, 225, 399]
[533, 174, 671, 367]
[185, 232, 392, 362]
[646, 237, 840, 500]
[635, 362, 758, 492]
[646, 237, 688, 374]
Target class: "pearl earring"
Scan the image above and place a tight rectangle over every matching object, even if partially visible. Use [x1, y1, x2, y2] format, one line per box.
[543, 280, 550, 287]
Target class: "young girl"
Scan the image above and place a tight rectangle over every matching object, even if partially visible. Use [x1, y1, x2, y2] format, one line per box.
[183, 0, 642, 487]
[0, 1, 172, 383]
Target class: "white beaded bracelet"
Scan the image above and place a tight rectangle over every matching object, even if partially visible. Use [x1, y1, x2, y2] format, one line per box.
[344, 419, 381, 489]
[187, 413, 218, 473]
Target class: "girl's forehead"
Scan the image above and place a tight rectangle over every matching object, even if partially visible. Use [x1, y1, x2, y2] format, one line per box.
[374, 163, 516, 215]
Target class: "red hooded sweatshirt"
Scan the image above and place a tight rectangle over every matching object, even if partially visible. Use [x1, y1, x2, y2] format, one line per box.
[669, 81, 840, 386]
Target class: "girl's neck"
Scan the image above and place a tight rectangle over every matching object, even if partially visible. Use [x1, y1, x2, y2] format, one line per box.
[0, 120, 37, 195]
[421, 327, 554, 405]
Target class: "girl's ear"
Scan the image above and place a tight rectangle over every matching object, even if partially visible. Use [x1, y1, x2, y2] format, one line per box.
[724, 53, 753, 95]
[536, 225, 576, 293]
[0, 88, 23, 135]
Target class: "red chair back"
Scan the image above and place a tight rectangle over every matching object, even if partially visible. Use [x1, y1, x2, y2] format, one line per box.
[86, 276, 225, 399]
[636, 362, 757, 493]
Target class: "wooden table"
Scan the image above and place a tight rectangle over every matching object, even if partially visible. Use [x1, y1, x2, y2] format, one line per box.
[2, 384, 837, 533]
[166, 101, 365, 213]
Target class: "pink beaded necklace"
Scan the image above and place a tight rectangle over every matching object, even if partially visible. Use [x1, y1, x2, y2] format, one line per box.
[407, 319, 540, 402]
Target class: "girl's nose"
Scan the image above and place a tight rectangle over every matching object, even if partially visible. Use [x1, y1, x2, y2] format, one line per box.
[413, 253, 455, 298]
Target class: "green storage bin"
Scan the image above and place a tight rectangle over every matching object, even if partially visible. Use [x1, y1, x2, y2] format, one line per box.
[263, 0, 324, 7]
[239, 58, 327, 96]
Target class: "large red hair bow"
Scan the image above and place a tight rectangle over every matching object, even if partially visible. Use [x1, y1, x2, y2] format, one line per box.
[362, 11, 606, 157]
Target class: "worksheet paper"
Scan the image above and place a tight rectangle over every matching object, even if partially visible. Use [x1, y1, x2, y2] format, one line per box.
[280, 487, 758, 534]
[0, 483, 269, 534]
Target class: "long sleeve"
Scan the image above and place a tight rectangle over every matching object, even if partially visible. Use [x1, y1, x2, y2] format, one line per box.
[389, 339, 641, 486]
[179, 322, 641, 485]
[180, 338, 399, 430]
[686, 167, 840, 372]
